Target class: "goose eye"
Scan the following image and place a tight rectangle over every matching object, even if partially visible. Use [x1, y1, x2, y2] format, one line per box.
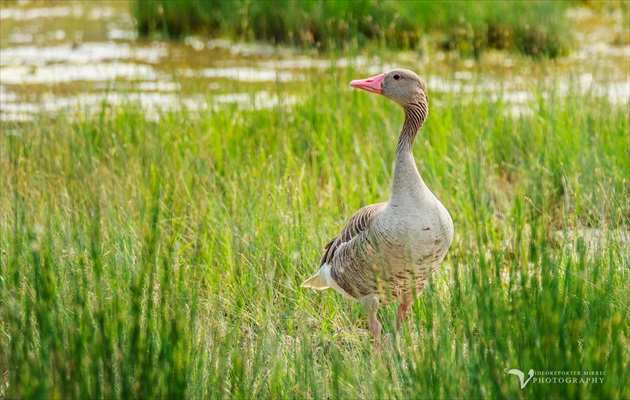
[393, 74, 401, 80]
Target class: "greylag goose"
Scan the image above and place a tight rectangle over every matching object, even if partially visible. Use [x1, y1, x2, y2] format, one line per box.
[301, 69, 454, 341]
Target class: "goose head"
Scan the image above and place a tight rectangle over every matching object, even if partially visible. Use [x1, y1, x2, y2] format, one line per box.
[350, 69, 427, 109]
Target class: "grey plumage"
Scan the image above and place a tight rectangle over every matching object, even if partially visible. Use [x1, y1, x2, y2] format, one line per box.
[301, 69, 454, 341]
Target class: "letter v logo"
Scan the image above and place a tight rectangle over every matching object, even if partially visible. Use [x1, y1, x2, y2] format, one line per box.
[508, 369, 534, 389]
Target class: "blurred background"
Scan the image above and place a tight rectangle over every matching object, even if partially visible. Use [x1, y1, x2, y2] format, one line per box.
[0, 0, 628, 120]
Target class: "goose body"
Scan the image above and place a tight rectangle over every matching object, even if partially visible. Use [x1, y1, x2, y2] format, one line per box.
[301, 69, 454, 340]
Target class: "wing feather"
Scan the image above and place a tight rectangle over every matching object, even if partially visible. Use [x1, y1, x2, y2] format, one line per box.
[319, 202, 385, 266]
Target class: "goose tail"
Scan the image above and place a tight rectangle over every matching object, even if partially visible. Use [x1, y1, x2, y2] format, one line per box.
[300, 272, 329, 290]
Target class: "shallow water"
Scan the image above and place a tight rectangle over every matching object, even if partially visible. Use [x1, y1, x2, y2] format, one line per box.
[0, 1, 628, 122]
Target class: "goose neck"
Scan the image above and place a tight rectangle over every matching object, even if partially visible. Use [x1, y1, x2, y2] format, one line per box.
[396, 102, 427, 154]
[390, 103, 429, 202]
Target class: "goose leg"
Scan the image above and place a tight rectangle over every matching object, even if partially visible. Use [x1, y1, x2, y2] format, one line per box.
[396, 292, 413, 331]
[359, 294, 381, 342]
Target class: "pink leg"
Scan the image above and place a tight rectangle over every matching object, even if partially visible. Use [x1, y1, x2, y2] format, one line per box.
[360, 295, 382, 342]
[396, 293, 413, 331]
[369, 313, 383, 341]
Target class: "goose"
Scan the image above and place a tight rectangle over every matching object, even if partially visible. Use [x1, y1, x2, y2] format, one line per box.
[301, 69, 454, 341]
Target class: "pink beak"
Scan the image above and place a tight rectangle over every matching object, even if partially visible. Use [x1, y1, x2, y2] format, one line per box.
[350, 73, 385, 94]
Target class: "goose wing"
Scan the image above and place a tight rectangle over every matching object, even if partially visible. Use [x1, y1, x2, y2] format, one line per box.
[320, 202, 386, 266]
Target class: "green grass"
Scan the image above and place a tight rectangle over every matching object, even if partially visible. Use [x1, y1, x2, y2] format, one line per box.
[132, 0, 573, 57]
[0, 67, 628, 398]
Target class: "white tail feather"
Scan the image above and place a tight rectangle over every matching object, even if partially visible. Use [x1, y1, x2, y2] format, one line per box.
[300, 273, 329, 290]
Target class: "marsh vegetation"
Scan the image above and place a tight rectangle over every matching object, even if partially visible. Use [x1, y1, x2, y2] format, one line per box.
[0, 1, 628, 398]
